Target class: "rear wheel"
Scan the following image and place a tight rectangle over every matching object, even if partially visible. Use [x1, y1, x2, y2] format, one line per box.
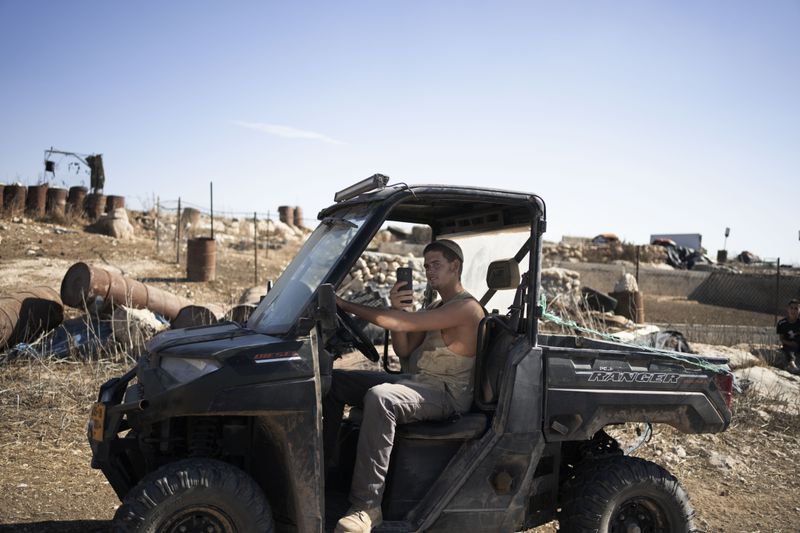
[558, 456, 695, 533]
[112, 458, 274, 533]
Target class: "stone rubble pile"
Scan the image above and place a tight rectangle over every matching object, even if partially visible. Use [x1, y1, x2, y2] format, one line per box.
[341, 252, 426, 296]
[543, 240, 669, 266]
[541, 267, 581, 300]
[613, 272, 639, 293]
[141, 210, 310, 252]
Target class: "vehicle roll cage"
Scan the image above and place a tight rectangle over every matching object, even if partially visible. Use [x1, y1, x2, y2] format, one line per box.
[312, 184, 547, 346]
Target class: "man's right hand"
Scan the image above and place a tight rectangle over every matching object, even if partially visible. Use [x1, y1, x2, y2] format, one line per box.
[390, 281, 414, 311]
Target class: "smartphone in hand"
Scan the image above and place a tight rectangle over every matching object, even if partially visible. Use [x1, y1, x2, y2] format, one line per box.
[396, 267, 413, 305]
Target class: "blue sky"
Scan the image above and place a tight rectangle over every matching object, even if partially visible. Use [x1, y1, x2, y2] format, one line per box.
[1, 1, 798, 264]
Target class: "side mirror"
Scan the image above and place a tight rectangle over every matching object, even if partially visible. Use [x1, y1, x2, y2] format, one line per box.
[316, 284, 337, 331]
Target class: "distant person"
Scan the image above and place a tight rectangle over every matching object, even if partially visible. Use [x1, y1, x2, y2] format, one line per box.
[777, 298, 800, 373]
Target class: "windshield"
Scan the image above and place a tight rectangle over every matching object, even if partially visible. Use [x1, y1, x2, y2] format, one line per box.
[248, 206, 371, 335]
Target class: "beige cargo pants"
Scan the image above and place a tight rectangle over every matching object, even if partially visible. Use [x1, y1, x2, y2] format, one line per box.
[323, 370, 455, 508]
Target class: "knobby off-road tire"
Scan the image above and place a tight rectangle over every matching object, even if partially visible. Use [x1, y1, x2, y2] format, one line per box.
[558, 456, 695, 533]
[112, 458, 274, 533]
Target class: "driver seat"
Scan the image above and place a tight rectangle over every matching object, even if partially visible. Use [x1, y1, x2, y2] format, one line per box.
[396, 258, 522, 438]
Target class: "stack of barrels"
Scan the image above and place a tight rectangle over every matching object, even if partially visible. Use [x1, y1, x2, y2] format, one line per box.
[0, 183, 126, 221]
[278, 205, 305, 228]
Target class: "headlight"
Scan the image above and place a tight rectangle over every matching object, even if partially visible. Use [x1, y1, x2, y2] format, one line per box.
[161, 357, 221, 383]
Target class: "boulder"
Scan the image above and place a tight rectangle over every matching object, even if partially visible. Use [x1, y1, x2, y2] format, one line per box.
[614, 272, 639, 293]
[89, 208, 135, 239]
[734, 365, 800, 414]
[692, 342, 760, 370]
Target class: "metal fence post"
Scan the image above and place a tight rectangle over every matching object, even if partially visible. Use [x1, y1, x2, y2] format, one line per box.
[775, 257, 781, 326]
[266, 210, 271, 259]
[176, 197, 181, 265]
[254, 211, 258, 285]
[155, 196, 160, 255]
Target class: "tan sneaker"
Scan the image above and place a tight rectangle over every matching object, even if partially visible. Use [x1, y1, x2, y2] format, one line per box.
[334, 505, 383, 532]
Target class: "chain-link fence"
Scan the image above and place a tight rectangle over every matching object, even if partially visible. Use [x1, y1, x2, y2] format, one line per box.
[547, 245, 800, 347]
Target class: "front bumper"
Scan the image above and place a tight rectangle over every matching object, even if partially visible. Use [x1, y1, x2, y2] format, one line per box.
[88, 367, 144, 499]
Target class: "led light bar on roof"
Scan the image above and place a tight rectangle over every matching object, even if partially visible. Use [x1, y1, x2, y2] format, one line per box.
[334, 173, 389, 202]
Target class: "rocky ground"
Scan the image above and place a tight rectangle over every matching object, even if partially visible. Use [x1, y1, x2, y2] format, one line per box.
[0, 216, 798, 532]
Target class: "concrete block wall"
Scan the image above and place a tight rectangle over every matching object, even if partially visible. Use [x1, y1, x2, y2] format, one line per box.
[552, 261, 800, 316]
[552, 261, 709, 297]
[689, 272, 800, 315]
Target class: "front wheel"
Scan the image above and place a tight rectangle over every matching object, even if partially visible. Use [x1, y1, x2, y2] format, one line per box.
[112, 458, 274, 533]
[558, 456, 695, 533]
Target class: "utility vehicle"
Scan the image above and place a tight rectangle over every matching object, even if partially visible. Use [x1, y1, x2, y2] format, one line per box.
[89, 175, 733, 532]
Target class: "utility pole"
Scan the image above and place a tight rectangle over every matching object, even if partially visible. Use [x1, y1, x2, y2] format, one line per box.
[775, 257, 781, 327]
[176, 197, 181, 264]
[155, 196, 160, 255]
[210, 182, 215, 240]
[254, 211, 258, 285]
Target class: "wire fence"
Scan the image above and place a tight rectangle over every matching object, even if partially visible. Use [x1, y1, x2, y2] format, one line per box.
[147, 197, 314, 286]
[550, 250, 800, 349]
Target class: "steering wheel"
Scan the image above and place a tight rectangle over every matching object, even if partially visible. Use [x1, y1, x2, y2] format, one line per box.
[336, 308, 381, 362]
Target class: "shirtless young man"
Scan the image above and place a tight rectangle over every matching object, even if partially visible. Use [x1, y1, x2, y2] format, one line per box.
[324, 239, 485, 533]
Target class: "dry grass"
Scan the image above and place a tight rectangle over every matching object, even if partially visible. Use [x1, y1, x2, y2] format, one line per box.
[0, 357, 127, 525]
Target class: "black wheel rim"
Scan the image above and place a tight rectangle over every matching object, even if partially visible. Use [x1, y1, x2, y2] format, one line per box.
[611, 497, 669, 533]
[159, 505, 235, 533]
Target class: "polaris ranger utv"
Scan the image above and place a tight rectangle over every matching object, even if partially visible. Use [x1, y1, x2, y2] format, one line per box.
[89, 175, 733, 532]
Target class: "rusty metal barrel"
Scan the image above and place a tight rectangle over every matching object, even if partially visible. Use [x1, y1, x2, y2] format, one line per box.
[85, 193, 106, 220]
[26, 184, 48, 218]
[171, 304, 226, 329]
[278, 205, 295, 227]
[3, 185, 27, 217]
[46, 188, 68, 218]
[187, 237, 217, 282]
[293, 206, 304, 228]
[610, 290, 645, 324]
[67, 186, 88, 215]
[226, 304, 256, 324]
[60, 262, 192, 320]
[0, 287, 64, 349]
[105, 195, 125, 213]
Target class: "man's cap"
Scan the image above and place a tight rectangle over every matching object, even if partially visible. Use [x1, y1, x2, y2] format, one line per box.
[423, 239, 464, 262]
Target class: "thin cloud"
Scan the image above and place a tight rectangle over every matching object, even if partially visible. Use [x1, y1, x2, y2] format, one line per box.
[232, 120, 344, 145]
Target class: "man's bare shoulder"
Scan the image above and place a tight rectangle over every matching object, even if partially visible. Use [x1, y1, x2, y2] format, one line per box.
[449, 297, 485, 320]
